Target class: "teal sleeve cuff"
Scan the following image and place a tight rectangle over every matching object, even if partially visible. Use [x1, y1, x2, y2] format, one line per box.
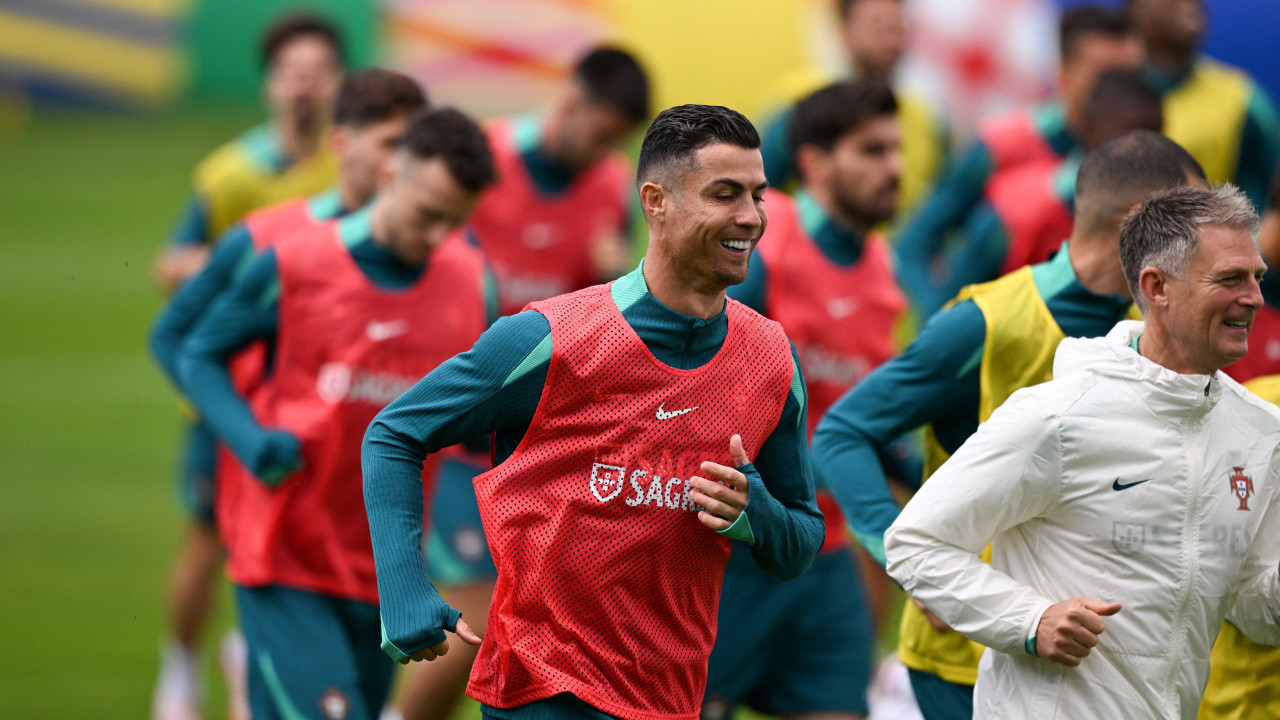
[718, 509, 755, 544]
[381, 620, 410, 663]
[1025, 635, 1038, 657]
[852, 529, 887, 566]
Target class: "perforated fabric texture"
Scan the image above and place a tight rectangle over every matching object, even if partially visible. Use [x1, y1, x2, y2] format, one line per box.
[467, 284, 793, 720]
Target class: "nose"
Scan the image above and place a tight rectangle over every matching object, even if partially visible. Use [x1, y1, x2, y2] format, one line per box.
[736, 196, 763, 230]
[1241, 275, 1264, 310]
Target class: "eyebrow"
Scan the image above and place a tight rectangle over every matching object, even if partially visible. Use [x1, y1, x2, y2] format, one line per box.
[708, 178, 769, 193]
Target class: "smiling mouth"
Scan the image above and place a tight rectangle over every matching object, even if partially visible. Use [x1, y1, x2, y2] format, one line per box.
[1224, 320, 1250, 331]
[720, 239, 751, 251]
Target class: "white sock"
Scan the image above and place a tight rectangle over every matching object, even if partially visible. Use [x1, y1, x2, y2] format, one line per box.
[156, 639, 203, 702]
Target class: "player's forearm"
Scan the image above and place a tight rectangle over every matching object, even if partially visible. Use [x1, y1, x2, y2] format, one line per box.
[811, 419, 900, 567]
[885, 521, 1052, 654]
[361, 430, 460, 657]
[893, 143, 994, 314]
[176, 251, 282, 468]
[176, 340, 266, 468]
[149, 230, 253, 386]
[744, 390, 824, 580]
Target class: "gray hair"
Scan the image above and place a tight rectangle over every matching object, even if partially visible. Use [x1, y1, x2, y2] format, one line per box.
[1119, 184, 1259, 312]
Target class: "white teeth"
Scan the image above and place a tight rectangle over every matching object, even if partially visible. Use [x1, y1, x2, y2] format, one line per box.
[721, 239, 750, 250]
[1225, 321, 1247, 328]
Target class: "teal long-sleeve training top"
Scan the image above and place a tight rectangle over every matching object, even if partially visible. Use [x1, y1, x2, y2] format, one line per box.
[361, 263, 824, 720]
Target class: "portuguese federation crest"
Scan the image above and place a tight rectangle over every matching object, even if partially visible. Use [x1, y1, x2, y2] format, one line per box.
[1228, 466, 1254, 511]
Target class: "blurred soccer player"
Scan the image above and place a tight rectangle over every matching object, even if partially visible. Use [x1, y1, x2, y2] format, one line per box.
[148, 68, 425, 720]
[896, 5, 1143, 315]
[397, 45, 649, 720]
[470, 45, 649, 316]
[364, 104, 823, 720]
[946, 69, 1164, 290]
[812, 131, 1204, 720]
[175, 107, 496, 720]
[702, 81, 909, 720]
[1128, 0, 1279, 209]
[153, 13, 345, 292]
[759, 0, 947, 219]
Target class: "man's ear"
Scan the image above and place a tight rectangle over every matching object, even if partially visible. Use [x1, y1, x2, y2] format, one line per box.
[376, 152, 399, 191]
[639, 180, 667, 222]
[1139, 266, 1170, 310]
[794, 143, 829, 189]
[329, 126, 349, 156]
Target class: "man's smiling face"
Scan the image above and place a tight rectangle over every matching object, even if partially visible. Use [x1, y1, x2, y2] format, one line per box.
[661, 142, 768, 292]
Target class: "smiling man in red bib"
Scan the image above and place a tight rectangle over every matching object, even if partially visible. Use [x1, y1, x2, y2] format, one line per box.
[363, 104, 824, 720]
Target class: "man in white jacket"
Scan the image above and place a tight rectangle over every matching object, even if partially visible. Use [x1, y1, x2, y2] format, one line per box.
[885, 184, 1280, 719]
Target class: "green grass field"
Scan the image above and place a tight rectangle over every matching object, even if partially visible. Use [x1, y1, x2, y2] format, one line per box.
[0, 107, 900, 719]
[0, 106, 261, 718]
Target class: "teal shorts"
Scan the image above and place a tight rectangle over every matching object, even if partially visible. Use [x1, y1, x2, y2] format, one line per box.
[426, 453, 497, 587]
[702, 544, 873, 718]
[176, 418, 218, 526]
[235, 584, 395, 720]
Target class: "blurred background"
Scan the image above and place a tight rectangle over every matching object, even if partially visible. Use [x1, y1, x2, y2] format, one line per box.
[0, 0, 1276, 717]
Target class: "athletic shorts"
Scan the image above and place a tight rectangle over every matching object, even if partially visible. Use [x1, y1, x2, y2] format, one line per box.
[906, 667, 973, 720]
[176, 418, 218, 526]
[702, 544, 873, 718]
[426, 452, 496, 587]
[235, 584, 395, 720]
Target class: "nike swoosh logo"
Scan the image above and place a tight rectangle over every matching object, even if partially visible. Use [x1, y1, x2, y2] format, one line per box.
[1112, 477, 1152, 491]
[656, 404, 698, 420]
[366, 320, 409, 342]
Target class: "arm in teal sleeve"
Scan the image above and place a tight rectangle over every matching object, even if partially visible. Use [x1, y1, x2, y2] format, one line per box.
[810, 300, 985, 566]
[176, 249, 300, 484]
[150, 226, 254, 387]
[736, 342, 824, 580]
[760, 107, 798, 190]
[169, 191, 212, 246]
[726, 250, 768, 314]
[363, 311, 551, 657]
[1235, 86, 1280, 211]
[947, 201, 1011, 294]
[894, 142, 996, 316]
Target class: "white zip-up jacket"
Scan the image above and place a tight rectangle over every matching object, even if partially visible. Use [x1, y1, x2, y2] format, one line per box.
[885, 321, 1280, 719]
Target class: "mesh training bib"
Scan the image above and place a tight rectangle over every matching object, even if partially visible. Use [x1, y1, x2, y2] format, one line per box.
[225, 227, 487, 603]
[757, 190, 906, 552]
[469, 118, 630, 316]
[216, 199, 333, 560]
[467, 285, 792, 720]
[985, 158, 1075, 275]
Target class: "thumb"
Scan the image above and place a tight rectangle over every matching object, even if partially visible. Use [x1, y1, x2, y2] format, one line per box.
[729, 434, 751, 468]
[1082, 598, 1122, 617]
[455, 617, 483, 646]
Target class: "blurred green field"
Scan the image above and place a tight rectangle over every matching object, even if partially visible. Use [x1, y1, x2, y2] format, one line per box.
[0, 106, 257, 718]
[0, 108, 900, 720]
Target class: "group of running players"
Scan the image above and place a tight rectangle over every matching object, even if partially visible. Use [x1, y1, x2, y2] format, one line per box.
[147, 1, 1280, 719]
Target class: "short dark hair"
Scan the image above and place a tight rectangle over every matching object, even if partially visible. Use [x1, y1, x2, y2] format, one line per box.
[1120, 185, 1259, 311]
[1060, 5, 1131, 61]
[788, 81, 897, 155]
[839, 0, 902, 21]
[636, 104, 760, 187]
[1083, 68, 1163, 139]
[260, 12, 345, 69]
[333, 69, 427, 128]
[1075, 130, 1204, 238]
[574, 47, 650, 123]
[398, 107, 496, 193]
